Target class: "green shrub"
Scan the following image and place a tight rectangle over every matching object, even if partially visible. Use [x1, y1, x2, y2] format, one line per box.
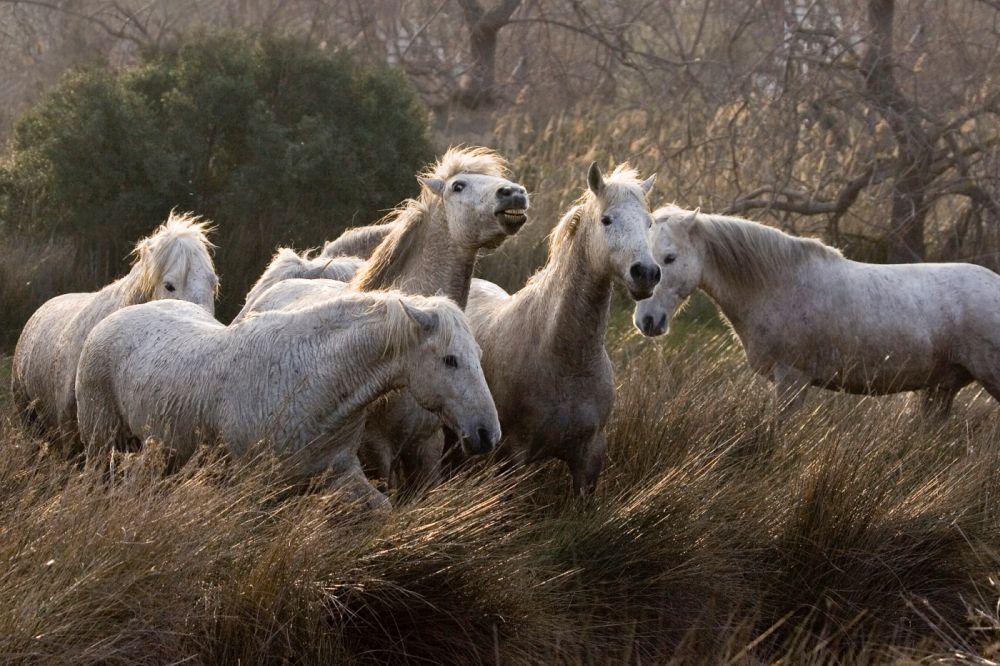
[0, 32, 433, 331]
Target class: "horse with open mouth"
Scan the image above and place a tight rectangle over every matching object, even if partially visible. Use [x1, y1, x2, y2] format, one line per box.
[239, 146, 530, 488]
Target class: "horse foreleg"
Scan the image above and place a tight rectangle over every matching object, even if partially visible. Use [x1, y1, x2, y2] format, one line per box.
[773, 365, 810, 418]
[358, 430, 394, 492]
[398, 430, 443, 496]
[322, 456, 391, 511]
[440, 426, 466, 479]
[570, 432, 607, 497]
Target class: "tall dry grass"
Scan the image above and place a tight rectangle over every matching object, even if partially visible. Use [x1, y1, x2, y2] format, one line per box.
[2, 319, 999, 664]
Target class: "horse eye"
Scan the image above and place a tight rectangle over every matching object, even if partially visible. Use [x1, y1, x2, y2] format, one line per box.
[601, 215, 612, 226]
[451, 181, 466, 193]
[164, 282, 176, 292]
[663, 254, 677, 265]
[443, 355, 459, 369]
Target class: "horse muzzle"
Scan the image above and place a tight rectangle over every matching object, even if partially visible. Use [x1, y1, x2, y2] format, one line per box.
[460, 424, 501, 456]
[636, 312, 669, 337]
[494, 192, 529, 234]
[627, 262, 660, 300]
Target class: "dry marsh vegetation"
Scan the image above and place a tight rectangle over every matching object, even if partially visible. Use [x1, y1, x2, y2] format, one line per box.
[2, 323, 1000, 664]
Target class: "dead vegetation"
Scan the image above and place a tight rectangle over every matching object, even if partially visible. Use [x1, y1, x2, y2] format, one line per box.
[1, 326, 999, 664]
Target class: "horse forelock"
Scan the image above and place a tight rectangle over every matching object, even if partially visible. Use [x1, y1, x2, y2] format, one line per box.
[129, 211, 217, 300]
[665, 206, 841, 289]
[423, 145, 509, 182]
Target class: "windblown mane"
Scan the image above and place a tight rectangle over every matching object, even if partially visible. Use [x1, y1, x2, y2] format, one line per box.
[350, 203, 427, 291]
[351, 146, 509, 292]
[268, 289, 472, 357]
[126, 211, 216, 301]
[423, 145, 508, 181]
[321, 223, 397, 260]
[661, 205, 842, 288]
[245, 248, 362, 308]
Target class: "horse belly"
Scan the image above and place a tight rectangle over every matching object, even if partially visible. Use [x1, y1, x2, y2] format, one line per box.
[803, 346, 954, 394]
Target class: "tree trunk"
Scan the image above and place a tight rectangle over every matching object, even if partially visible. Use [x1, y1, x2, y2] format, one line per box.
[455, 0, 521, 108]
[861, 0, 934, 262]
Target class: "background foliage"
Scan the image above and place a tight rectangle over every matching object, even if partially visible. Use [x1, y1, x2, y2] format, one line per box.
[0, 31, 432, 338]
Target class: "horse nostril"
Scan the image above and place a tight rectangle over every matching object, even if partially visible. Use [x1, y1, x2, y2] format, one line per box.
[477, 427, 492, 450]
[650, 264, 661, 283]
[642, 315, 653, 332]
[497, 186, 513, 198]
[629, 262, 643, 280]
[658, 314, 667, 331]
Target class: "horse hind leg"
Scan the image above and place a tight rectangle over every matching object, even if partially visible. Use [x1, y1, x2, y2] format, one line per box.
[921, 385, 959, 420]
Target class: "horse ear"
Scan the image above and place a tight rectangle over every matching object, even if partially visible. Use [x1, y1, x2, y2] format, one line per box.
[419, 177, 446, 197]
[681, 208, 700, 231]
[587, 161, 605, 195]
[401, 301, 439, 335]
[640, 173, 657, 196]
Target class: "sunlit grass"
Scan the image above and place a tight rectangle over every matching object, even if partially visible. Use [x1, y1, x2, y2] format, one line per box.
[2, 322, 999, 663]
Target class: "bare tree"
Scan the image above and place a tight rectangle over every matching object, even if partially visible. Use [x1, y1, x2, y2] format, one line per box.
[454, 0, 520, 107]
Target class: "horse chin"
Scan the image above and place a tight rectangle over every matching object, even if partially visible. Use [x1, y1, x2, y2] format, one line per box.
[628, 285, 655, 301]
[495, 209, 527, 235]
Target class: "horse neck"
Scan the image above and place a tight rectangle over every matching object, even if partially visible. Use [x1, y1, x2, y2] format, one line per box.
[371, 206, 478, 307]
[252, 311, 409, 421]
[528, 228, 612, 357]
[109, 263, 150, 306]
[694, 238, 766, 333]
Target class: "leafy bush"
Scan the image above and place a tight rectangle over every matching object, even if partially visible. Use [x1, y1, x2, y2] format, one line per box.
[0, 32, 433, 327]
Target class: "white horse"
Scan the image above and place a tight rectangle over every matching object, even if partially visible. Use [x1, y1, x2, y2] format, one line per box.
[634, 204, 1000, 415]
[462, 162, 658, 495]
[12, 212, 218, 445]
[75, 290, 500, 509]
[239, 146, 530, 488]
[234, 248, 363, 321]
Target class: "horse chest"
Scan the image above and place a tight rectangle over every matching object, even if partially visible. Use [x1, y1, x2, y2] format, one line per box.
[497, 366, 612, 458]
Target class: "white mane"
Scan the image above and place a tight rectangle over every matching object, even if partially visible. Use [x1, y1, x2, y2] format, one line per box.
[243, 248, 363, 311]
[658, 204, 842, 288]
[127, 210, 217, 301]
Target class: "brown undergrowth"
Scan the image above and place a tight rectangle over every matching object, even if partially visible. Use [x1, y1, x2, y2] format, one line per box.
[1, 326, 999, 664]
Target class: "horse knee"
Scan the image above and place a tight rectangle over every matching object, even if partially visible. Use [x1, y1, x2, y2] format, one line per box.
[571, 436, 606, 497]
[340, 470, 391, 512]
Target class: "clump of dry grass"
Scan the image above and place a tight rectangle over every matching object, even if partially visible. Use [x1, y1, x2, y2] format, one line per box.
[0, 235, 83, 349]
[1, 322, 1000, 664]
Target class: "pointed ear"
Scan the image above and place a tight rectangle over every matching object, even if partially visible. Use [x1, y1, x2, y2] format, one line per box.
[401, 301, 439, 335]
[681, 207, 700, 231]
[587, 161, 605, 195]
[640, 173, 657, 196]
[418, 177, 446, 197]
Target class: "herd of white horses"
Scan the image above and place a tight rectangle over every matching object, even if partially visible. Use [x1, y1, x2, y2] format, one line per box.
[11, 146, 1000, 508]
